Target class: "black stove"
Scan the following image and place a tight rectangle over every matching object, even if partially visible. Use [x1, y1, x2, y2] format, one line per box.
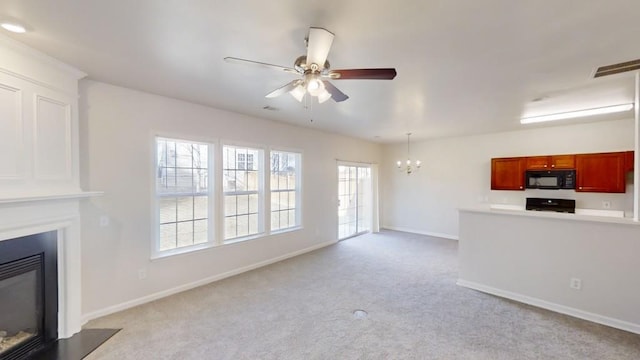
[525, 197, 576, 213]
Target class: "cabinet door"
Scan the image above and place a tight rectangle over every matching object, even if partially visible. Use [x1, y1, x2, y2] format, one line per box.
[550, 155, 575, 169]
[525, 156, 550, 170]
[624, 151, 634, 172]
[575, 152, 626, 193]
[491, 157, 525, 190]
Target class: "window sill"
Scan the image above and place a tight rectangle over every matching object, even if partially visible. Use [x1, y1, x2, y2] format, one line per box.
[151, 227, 304, 260]
[270, 226, 303, 235]
[151, 242, 215, 260]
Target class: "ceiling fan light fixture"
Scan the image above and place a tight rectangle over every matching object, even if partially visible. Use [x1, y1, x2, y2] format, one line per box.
[307, 78, 320, 91]
[290, 84, 306, 102]
[317, 89, 332, 103]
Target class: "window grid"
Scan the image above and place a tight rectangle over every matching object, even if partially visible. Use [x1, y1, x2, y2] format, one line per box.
[270, 151, 300, 231]
[223, 145, 262, 241]
[156, 138, 210, 254]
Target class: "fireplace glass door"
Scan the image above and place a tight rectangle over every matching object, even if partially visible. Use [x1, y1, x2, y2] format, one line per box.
[0, 255, 43, 359]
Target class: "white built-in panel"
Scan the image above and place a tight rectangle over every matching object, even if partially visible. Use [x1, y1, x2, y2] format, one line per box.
[0, 82, 23, 180]
[34, 95, 72, 180]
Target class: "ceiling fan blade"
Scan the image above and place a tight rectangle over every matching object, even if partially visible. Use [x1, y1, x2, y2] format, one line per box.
[224, 57, 299, 74]
[328, 68, 397, 80]
[265, 80, 302, 98]
[322, 80, 349, 102]
[306, 27, 334, 69]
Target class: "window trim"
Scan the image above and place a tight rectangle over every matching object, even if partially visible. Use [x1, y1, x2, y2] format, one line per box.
[221, 143, 266, 243]
[149, 136, 304, 260]
[269, 148, 303, 233]
[151, 135, 216, 259]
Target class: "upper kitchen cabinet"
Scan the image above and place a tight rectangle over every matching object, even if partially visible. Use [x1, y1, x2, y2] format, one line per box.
[491, 157, 525, 190]
[525, 155, 575, 170]
[624, 151, 634, 172]
[575, 152, 626, 193]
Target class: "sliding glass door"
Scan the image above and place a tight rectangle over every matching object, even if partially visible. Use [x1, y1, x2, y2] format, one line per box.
[338, 164, 371, 240]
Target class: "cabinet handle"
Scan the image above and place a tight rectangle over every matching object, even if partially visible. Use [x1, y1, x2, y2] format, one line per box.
[551, 164, 555, 168]
[579, 187, 583, 190]
[544, 164, 547, 167]
[519, 186, 523, 189]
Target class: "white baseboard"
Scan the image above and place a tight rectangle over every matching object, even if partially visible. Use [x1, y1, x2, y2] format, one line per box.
[456, 279, 640, 335]
[381, 225, 459, 241]
[81, 240, 337, 324]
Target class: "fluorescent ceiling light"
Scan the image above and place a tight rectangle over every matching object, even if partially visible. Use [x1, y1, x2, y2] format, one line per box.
[1, 22, 26, 33]
[521, 103, 634, 124]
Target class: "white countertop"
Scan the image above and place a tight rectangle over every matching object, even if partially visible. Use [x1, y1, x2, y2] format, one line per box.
[459, 205, 640, 225]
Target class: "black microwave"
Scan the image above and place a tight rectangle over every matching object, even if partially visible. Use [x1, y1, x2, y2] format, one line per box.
[525, 170, 576, 190]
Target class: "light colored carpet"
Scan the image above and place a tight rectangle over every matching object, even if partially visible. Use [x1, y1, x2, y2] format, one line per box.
[85, 230, 640, 359]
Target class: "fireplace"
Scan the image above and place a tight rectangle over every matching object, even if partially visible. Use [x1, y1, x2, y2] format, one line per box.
[0, 231, 58, 360]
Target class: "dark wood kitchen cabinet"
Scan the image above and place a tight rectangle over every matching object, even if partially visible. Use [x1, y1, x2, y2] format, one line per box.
[575, 152, 626, 193]
[525, 155, 575, 170]
[624, 151, 634, 172]
[491, 157, 525, 190]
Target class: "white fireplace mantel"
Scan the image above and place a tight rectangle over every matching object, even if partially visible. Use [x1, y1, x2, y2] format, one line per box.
[0, 193, 101, 338]
[0, 33, 93, 339]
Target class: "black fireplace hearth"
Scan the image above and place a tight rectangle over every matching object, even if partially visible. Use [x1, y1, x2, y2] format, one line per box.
[0, 232, 57, 360]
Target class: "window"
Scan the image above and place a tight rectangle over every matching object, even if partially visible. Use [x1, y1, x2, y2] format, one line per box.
[155, 137, 212, 256]
[223, 145, 263, 241]
[237, 153, 254, 170]
[270, 151, 301, 231]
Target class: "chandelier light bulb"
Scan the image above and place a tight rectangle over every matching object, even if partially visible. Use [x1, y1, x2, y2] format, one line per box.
[397, 132, 420, 175]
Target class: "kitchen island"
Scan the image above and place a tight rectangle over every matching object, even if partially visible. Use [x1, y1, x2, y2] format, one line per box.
[458, 207, 640, 334]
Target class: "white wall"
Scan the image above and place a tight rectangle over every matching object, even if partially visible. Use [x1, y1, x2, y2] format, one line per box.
[79, 80, 381, 318]
[381, 119, 636, 238]
[458, 209, 640, 334]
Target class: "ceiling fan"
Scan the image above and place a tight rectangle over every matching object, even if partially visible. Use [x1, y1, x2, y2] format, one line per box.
[224, 27, 397, 103]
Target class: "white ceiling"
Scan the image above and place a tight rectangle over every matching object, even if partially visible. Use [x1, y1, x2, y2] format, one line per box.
[1, 0, 639, 143]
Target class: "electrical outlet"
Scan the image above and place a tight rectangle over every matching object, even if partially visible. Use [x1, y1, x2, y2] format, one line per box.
[569, 278, 582, 290]
[602, 201, 611, 209]
[99, 216, 110, 227]
[138, 268, 147, 280]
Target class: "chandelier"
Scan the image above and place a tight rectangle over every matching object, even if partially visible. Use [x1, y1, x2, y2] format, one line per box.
[397, 133, 421, 174]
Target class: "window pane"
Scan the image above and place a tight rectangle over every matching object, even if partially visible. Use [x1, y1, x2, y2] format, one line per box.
[288, 191, 296, 209]
[225, 217, 237, 240]
[237, 215, 249, 237]
[224, 170, 236, 192]
[278, 172, 287, 190]
[177, 221, 194, 247]
[177, 197, 194, 222]
[270, 173, 278, 190]
[225, 195, 237, 216]
[237, 194, 249, 215]
[159, 223, 176, 251]
[271, 212, 280, 231]
[247, 171, 258, 191]
[194, 196, 208, 219]
[249, 194, 258, 213]
[288, 209, 295, 227]
[271, 194, 280, 211]
[249, 214, 259, 234]
[194, 220, 207, 244]
[159, 198, 176, 223]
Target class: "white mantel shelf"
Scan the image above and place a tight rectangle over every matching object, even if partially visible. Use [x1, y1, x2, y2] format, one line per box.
[0, 191, 104, 205]
[459, 206, 640, 226]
